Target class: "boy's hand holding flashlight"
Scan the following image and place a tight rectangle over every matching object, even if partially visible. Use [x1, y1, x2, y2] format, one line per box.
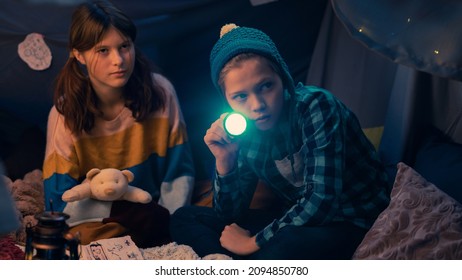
[204, 112, 247, 175]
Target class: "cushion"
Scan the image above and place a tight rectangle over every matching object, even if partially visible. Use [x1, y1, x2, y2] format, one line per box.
[352, 162, 462, 259]
[413, 126, 462, 203]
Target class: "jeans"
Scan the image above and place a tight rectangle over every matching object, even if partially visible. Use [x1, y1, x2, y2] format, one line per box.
[170, 205, 368, 260]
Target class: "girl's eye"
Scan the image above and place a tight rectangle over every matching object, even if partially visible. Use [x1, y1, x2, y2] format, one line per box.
[120, 42, 132, 52]
[97, 48, 108, 54]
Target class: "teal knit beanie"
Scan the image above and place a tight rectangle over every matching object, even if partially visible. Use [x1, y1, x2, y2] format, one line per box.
[209, 23, 294, 95]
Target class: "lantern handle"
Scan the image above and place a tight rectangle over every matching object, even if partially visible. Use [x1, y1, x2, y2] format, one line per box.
[24, 222, 34, 260]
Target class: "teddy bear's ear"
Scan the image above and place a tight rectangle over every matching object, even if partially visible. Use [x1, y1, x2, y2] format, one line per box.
[121, 170, 134, 182]
[86, 168, 101, 180]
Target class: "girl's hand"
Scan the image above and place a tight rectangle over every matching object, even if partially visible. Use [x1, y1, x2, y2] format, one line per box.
[204, 113, 240, 175]
[220, 223, 259, 256]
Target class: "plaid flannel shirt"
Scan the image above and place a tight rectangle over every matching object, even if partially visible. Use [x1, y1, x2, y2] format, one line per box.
[213, 84, 390, 247]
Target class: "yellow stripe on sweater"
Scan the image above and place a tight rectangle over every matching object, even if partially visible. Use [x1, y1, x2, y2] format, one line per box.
[43, 152, 81, 180]
[43, 117, 187, 179]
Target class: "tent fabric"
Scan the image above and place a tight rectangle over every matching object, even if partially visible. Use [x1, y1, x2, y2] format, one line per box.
[380, 67, 462, 163]
[327, 0, 462, 172]
[331, 0, 462, 81]
[306, 1, 397, 149]
[307, 1, 462, 182]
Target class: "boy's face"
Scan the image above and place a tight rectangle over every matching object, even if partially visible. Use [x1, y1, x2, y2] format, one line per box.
[223, 57, 284, 131]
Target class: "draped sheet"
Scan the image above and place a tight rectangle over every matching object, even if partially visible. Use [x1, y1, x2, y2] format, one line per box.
[307, 1, 462, 181]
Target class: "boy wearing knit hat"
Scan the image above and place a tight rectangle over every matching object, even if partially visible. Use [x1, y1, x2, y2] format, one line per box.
[170, 24, 390, 259]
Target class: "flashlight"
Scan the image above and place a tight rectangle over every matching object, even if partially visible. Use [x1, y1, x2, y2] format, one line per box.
[223, 112, 247, 137]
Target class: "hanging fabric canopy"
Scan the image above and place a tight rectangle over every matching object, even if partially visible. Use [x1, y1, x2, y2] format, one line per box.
[331, 0, 462, 81]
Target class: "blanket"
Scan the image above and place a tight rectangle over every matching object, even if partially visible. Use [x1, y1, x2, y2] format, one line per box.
[141, 242, 232, 260]
[0, 235, 25, 260]
[3, 169, 232, 260]
[3, 169, 44, 245]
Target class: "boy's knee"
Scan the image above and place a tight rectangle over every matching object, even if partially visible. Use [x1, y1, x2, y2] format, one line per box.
[171, 205, 194, 219]
[171, 205, 211, 222]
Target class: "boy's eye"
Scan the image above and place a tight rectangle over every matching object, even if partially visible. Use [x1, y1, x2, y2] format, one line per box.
[232, 93, 247, 102]
[260, 81, 273, 91]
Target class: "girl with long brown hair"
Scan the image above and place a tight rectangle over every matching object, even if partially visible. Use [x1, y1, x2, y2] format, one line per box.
[43, 0, 194, 247]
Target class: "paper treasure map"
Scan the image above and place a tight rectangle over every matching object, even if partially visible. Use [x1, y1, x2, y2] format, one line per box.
[80, 235, 144, 260]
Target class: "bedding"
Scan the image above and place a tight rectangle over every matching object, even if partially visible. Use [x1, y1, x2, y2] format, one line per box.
[141, 242, 232, 260]
[4, 159, 462, 259]
[0, 235, 24, 260]
[2, 169, 44, 246]
[352, 162, 462, 259]
[1, 169, 231, 260]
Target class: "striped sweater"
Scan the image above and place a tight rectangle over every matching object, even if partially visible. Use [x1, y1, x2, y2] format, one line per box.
[43, 73, 195, 226]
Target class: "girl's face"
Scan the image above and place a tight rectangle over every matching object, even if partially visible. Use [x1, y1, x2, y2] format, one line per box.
[73, 26, 135, 96]
[223, 57, 284, 131]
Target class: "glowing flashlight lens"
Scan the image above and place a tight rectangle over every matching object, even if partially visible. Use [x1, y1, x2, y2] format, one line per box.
[224, 113, 247, 136]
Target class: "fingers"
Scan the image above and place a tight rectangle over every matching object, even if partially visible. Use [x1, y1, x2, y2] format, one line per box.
[222, 223, 249, 235]
[204, 116, 232, 145]
[219, 223, 256, 255]
[203, 114, 241, 174]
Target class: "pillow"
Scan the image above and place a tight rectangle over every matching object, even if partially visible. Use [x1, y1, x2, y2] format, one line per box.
[413, 126, 462, 203]
[352, 162, 462, 259]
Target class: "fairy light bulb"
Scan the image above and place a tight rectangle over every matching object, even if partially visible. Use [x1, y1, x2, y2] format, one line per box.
[224, 112, 247, 136]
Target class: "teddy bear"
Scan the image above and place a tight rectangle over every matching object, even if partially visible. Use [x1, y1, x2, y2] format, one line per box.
[62, 168, 152, 204]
